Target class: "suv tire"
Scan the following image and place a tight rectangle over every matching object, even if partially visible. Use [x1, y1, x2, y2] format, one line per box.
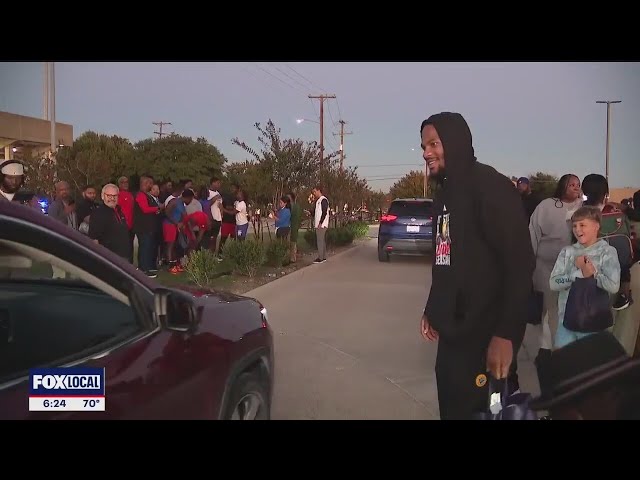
[224, 372, 270, 420]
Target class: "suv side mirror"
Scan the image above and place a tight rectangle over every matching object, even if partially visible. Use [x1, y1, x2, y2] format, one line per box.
[154, 288, 200, 332]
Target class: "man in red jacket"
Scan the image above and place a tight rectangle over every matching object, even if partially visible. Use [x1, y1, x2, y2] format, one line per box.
[117, 176, 135, 263]
[185, 210, 210, 252]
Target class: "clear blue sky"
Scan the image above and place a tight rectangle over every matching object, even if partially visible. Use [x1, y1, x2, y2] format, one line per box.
[1, 62, 638, 192]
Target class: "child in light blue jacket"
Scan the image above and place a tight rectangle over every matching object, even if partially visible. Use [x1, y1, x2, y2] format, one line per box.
[550, 206, 621, 349]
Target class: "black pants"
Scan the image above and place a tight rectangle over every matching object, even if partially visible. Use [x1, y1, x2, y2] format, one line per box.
[137, 232, 157, 272]
[435, 336, 520, 420]
[621, 266, 630, 283]
[127, 231, 135, 264]
[276, 227, 290, 239]
[211, 220, 221, 239]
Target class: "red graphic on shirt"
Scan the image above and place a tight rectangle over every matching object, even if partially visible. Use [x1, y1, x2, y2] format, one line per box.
[435, 207, 451, 266]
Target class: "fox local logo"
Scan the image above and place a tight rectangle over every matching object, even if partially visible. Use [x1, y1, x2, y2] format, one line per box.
[32, 374, 101, 390]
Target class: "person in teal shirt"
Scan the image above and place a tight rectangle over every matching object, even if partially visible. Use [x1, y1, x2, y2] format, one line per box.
[550, 205, 621, 349]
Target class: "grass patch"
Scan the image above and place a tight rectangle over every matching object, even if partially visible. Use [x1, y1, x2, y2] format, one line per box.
[156, 269, 234, 290]
[156, 256, 234, 288]
[150, 229, 319, 292]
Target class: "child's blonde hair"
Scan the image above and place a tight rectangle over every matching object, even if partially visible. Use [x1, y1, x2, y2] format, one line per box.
[571, 205, 602, 224]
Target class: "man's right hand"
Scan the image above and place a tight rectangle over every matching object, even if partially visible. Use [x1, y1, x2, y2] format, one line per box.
[420, 314, 438, 342]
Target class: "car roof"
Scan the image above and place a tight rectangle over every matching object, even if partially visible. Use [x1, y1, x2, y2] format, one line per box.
[0, 200, 157, 290]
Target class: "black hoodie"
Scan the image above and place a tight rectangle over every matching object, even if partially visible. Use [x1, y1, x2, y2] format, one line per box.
[423, 112, 535, 345]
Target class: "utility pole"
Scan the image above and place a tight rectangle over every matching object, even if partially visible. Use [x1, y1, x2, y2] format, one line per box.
[308, 94, 336, 170]
[153, 121, 173, 139]
[333, 120, 353, 171]
[424, 164, 428, 198]
[50, 62, 56, 157]
[596, 100, 621, 182]
[43, 62, 49, 120]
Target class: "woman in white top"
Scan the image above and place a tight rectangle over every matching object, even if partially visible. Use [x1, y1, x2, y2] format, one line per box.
[529, 174, 582, 390]
[233, 189, 250, 240]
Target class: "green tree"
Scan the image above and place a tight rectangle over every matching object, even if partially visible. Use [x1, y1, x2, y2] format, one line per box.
[22, 152, 58, 197]
[134, 134, 226, 187]
[231, 120, 337, 206]
[225, 160, 273, 208]
[319, 163, 369, 226]
[366, 189, 387, 214]
[389, 170, 425, 199]
[54, 131, 135, 193]
[528, 172, 559, 199]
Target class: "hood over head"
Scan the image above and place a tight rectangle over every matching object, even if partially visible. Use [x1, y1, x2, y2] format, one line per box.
[420, 112, 476, 184]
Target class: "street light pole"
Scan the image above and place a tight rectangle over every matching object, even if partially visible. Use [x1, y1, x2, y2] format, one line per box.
[596, 100, 621, 182]
[424, 163, 428, 197]
[50, 62, 56, 158]
[43, 62, 49, 120]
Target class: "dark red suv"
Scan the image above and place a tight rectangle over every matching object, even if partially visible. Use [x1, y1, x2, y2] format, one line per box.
[0, 201, 274, 420]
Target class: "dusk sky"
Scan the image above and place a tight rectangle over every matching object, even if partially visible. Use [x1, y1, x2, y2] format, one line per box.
[1, 62, 638, 192]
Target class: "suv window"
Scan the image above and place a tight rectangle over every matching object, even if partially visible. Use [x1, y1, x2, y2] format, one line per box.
[0, 243, 142, 383]
[388, 201, 433, 217]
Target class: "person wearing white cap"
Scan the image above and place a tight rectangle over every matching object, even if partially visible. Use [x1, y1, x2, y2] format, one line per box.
[0, 159, 25, 202]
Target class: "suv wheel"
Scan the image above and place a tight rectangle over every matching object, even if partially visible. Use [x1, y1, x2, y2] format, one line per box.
[378, 247, 389, 262]
[224, 372, 270, 420]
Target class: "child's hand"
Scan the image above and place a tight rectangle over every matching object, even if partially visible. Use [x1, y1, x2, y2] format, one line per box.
[582, 257, 596, 277]
[575, 255, 586, 269]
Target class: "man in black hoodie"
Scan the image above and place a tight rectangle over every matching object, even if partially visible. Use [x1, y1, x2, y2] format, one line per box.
[419, 112, 535, 420]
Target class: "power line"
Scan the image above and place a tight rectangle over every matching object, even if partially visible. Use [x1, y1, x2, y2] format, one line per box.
[306, 97, 337, 152]
[281, 65, 339, 149]
[274, 66, 309, 90]
[153, 121, 173, 139]
[327, 100, 338, 127]
[335, 98, 343, 122]
[333, 120, 353, 171]
[308, 100, 338, 156]
[285, 64, 325, 92]
[308, 94, 336, 169]
[237, 63, 270, 85]
[251, 63, 299, 91]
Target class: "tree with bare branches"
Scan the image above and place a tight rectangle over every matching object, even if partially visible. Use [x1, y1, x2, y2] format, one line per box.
[231, 120, 338, 208]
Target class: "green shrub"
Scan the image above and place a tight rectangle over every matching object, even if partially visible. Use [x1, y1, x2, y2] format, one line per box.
[345, 221, 369, 239]
[223, 239, 265, 277]
[303, 227, 355, 248]
[266, 239, 290, 268]
[333, 227, 355, 246]
[325, 228, 339, 245]
[183, 249, 221, 288]
[304, 229, 317, 246]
